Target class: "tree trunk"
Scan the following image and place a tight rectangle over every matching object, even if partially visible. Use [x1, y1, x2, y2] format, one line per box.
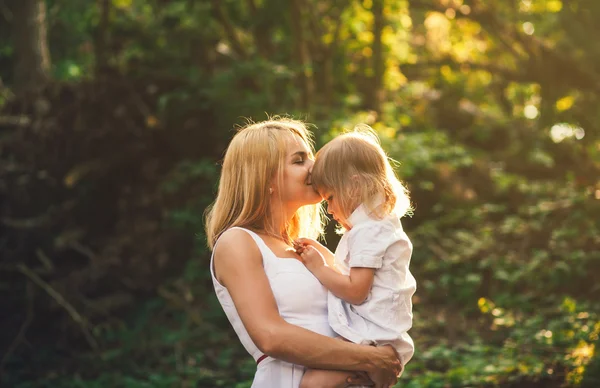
[370, 0, 385, 114]
[94, 0, 110, 76]
[290, 0, 314, 110]
[12, 0, 51, 95]
[245, 0, 272, 58]
[210, 0, 247, 59]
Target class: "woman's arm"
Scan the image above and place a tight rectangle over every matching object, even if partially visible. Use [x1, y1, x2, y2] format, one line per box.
[213, 229, 400, 382]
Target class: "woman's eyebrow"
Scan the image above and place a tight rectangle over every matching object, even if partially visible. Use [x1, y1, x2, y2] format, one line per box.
[290, 151, 308, 158]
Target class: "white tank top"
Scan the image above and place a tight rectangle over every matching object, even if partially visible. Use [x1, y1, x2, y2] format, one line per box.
[210, 227, 336, 363]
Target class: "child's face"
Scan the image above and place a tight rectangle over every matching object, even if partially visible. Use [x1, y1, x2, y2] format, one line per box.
[322, 192, 352, 230]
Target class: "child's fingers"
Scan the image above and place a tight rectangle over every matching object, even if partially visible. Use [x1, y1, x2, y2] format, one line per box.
[292, 240, 303, 248]
[304, 246, 319, 256]
[300, 247, 313, 258]
[299, 250, 311, 260]
[293, 240, 307, 254]
[299, 248, 317, 265]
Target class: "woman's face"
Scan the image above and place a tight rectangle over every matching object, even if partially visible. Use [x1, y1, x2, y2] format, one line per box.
[275, 134, 321, 208]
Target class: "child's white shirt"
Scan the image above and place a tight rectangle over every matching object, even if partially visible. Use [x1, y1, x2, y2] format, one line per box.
[327, 203, 416, 367]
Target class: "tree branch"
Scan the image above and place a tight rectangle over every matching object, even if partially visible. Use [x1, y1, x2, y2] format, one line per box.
[0, 281, 34, 373]
[94, 0, 111, 75]
[17, 264, 98, 350]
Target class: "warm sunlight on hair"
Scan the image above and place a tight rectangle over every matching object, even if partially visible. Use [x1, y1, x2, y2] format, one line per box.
[311, 124, 412, 226]
[205, 117, 324, 249]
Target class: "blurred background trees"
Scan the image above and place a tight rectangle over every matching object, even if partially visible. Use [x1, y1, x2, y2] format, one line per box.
[0, 0, 598, 387]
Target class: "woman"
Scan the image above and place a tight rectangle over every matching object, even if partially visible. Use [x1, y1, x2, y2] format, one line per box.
[205, 118, 401, 388]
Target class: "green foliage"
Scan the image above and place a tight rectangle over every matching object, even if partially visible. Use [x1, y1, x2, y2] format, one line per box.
[1, 0, 599, 387]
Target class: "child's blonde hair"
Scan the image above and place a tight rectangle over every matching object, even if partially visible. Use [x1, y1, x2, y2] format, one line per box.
[311, 125, 411, 224]
[205, 117, 324, 249]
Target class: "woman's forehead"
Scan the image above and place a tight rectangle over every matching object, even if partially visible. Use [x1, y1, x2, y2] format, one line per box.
[285, 133, 310, 154]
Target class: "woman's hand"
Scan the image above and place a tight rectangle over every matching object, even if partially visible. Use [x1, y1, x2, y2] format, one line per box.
[366, 345, 402, 388]
[367, 368, 397, 388]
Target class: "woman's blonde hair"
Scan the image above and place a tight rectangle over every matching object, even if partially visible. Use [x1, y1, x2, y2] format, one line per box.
[205, 117, 324, 249]
[311, 125, 412, 223]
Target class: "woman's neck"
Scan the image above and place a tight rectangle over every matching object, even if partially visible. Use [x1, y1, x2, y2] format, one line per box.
[262, 203, 297, 241]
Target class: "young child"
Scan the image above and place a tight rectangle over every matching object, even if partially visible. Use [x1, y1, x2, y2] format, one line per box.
[295, 126, 416, 388]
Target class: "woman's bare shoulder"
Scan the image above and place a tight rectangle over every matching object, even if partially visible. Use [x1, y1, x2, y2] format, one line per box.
[214, 228, 261, 263]
[213, 228, 264, 285]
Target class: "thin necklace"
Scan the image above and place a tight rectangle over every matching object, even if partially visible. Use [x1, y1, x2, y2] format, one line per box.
[253, 229, 290, 244]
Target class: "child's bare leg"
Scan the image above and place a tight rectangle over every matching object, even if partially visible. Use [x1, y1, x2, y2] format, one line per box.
[299, 369, 367, 388]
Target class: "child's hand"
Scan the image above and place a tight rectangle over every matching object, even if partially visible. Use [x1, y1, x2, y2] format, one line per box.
[298, 245, 326, 273]
[294, 238, 330, 258]
[292, 240, 307, 254]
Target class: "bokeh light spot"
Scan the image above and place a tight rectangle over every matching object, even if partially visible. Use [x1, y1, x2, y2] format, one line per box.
[523, 22, 535, 35]
[524, 104, 538, 119]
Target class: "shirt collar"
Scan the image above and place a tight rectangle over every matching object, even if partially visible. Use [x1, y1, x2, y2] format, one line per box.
[347, 195, 385, 228]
